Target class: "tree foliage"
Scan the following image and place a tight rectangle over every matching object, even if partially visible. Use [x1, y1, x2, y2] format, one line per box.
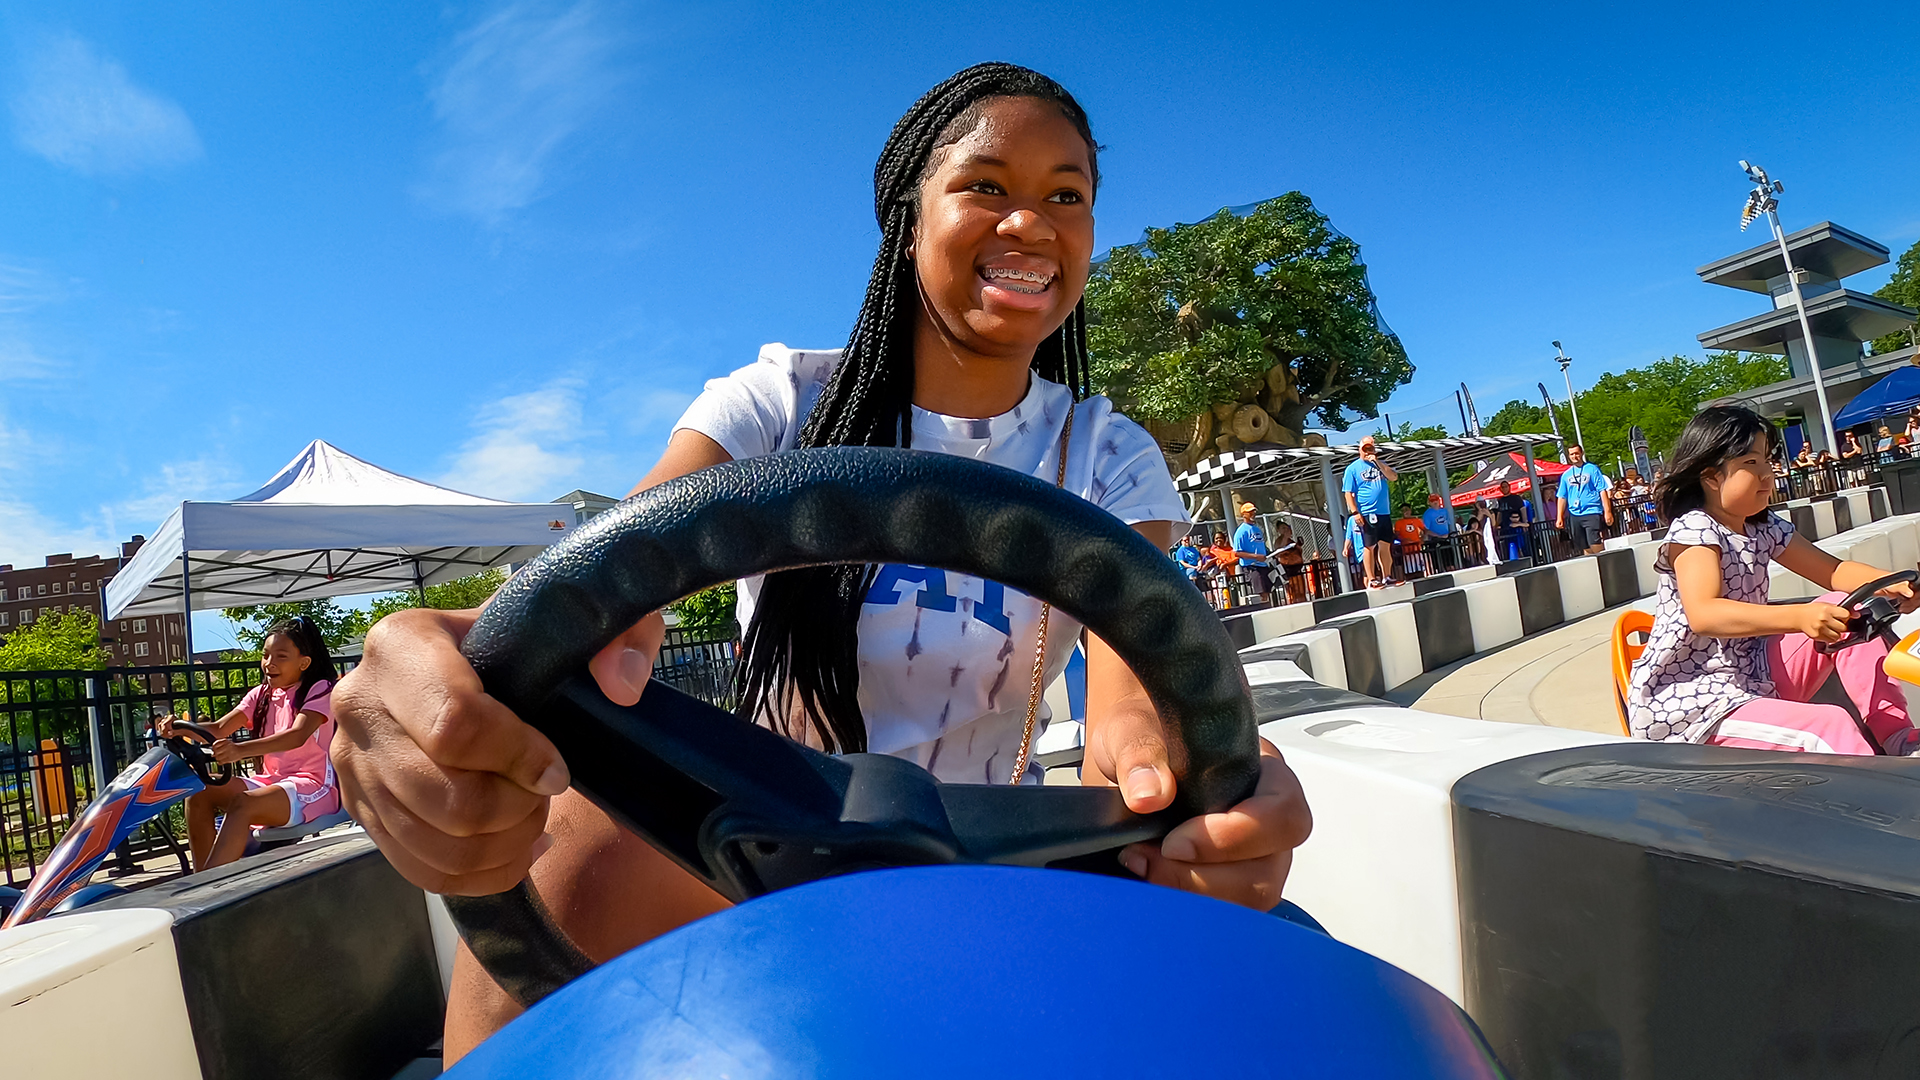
[1872, 238, 1920, 356]
[0, 609, 108, 672]
[1480, 351, 1790, 470]
[221, 569, 510, 657]
[1085, 193, 1412, 435]
[364, 568, 507, 626]
[220, 599, 371, 656]
[669, 582, 738, 632]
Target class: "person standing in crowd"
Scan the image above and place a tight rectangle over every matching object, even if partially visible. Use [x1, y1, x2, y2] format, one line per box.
[1342, 436, 1399, 588]
[1270, 521, 1306, 604]
[1494, 481, 1530, 562]
[1172, 534, 1206, 591]
[1230, 503, 1274, 605]
[1420, 493, 1456, 571]
[1393, 503, 1427, 578]
[1203, 530, 1238, 607]
[1555, 444, 1614, 556]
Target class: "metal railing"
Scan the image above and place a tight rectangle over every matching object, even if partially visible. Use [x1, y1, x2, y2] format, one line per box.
[653, 624, 739, 710]
[2, 660, 356, 887]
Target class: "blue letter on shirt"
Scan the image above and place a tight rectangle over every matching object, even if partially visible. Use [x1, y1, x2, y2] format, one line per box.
[866, 565, 957, 612]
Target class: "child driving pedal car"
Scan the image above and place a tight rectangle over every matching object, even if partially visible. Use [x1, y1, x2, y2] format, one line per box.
[1627, 406, 1920, 755]
[158, 616, 342, 871]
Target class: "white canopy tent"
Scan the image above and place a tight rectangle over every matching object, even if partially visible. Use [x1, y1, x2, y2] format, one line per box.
[105, 441, 576, 640]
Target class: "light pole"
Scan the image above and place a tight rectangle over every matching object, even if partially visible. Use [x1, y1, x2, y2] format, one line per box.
[1740, 160, 1838, 453]
[1553, 341, 1584, 449]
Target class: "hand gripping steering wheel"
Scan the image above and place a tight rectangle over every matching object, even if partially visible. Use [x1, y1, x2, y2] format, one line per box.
[1815, 570, 1918, 655]
[445, 448, 1262, 1008]
[162, 719, 234, 786]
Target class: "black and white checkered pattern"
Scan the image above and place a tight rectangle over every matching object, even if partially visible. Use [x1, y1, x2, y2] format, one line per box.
[1174, 434, 1559, 492]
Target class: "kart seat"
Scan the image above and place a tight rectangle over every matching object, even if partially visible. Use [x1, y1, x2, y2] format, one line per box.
[1610, 609, 1653, 736]
[255, 805, 354, 845]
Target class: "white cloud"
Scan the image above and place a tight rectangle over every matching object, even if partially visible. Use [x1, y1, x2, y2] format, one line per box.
[8, 32, 203, 175]
[110, 457, 242, 533]
[440, 381, 589, 500]
[414, 0, 628, 224]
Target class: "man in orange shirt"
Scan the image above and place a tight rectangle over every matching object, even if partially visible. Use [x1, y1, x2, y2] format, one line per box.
[1393, 503, 1427, 578]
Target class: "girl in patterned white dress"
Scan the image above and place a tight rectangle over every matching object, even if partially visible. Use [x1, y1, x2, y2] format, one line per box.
[1628, 406, 1920, 754]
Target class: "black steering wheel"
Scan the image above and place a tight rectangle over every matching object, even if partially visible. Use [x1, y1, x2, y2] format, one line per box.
[444, 447, 1262, 1008]
[162, 718, 235, 786]
[1816, 570, 1918, 655]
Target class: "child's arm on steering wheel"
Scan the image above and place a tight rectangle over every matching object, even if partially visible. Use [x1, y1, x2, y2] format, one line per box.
[1674, 542, 1844, 641]
[1776, 533, 1920, 612]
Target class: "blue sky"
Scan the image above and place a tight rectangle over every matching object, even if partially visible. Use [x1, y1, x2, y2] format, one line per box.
[1, 1, 1915, 644]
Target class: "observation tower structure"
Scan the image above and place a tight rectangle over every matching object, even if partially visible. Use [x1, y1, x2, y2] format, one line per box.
[1698, 222, 1915, 451]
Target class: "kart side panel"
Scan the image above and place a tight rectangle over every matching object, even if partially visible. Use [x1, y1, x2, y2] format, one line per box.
[90, 834, 443, 1080]
[0, 908, 201, 1079]
[1456, 745, 1920, 1078]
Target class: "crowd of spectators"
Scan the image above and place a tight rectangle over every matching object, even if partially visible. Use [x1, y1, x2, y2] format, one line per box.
[1177, 444, 1676, 612]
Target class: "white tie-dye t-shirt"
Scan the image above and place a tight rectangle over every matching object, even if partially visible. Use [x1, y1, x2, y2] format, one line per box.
[671, 343, 1189, 784]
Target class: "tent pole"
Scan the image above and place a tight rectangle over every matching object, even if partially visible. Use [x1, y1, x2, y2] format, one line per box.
[413, 559, 428, 609]
[1523, 442, 1547, 563]
[180, 551, 197, 720]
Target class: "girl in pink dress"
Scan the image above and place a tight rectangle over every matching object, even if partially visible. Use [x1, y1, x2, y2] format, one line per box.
[158, 616, 341, 870]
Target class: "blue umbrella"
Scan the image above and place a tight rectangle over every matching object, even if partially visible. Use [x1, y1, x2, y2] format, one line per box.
[1834, 366, 1920, 429]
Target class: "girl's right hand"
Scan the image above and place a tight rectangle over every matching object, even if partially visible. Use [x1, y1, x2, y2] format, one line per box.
[330, 605, 665, 895]
[1797, 602, 1851, 643]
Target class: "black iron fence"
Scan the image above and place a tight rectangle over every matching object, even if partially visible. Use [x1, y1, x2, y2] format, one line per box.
[653, 624, 739, 710]
[1774, 451, 1886, 503]
[1, 660, 356, 887]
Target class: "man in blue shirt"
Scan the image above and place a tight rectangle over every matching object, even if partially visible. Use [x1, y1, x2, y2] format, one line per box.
[1172, 535, 1205, 590]
[1554, 443, 1615, 555]
[1341, 435, 1399, 587]
[1231, 504, 1275, 604]
[1419, 494, 1455, 572]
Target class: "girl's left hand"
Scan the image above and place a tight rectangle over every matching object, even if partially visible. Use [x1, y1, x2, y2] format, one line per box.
[210, 739, 246, 764]
[1095, 728, 1312, 911]
[1879, 580, 1920, 614]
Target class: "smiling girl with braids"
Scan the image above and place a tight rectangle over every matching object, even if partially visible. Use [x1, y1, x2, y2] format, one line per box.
[331, 62, 1311, 1059]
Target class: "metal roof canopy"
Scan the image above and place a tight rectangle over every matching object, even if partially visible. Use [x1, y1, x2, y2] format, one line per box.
[1174, 433, 1560, 492]
[1698, 290, 1917, 352]
[1697, 221, 1891, 293]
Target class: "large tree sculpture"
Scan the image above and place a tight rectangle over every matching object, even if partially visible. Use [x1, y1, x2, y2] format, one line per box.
[1086, 193, 1413, 474]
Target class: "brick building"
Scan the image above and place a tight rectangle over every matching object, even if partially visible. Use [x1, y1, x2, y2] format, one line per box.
[0, 535, 188, 665]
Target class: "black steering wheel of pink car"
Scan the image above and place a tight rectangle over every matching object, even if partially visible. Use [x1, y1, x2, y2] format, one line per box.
[1817, 570, 1919, 656]
[440, 447, 1262, 1008]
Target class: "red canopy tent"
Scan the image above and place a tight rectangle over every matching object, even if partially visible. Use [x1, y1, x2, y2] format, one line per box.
[1450, 452, 1571, 507]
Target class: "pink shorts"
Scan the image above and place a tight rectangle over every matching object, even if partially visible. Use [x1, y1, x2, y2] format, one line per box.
[239, 772, 340, 828]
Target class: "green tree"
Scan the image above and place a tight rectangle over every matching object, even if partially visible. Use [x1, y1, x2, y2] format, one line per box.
[1085, 193, 1412, 435]
[668, 582, 738, 632]
[363, 568, 508, 627]
[1872, 238, 1920, 356]
[0, 611, 108, 747]
[1480, 351, 1789, 473]
[0, 609, 108, 671]
[220, 599, 370, 656]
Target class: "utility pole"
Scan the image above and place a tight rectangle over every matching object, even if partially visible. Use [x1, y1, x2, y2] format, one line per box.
[1553, 341, 1584, 449]
[1740, 160, 1838, 453]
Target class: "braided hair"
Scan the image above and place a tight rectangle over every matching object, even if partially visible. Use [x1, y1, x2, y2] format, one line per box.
[735, 62, 1100, 753]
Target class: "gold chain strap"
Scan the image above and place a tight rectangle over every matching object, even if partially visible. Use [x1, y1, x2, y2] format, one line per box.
[1008, 405, 1075, 784]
